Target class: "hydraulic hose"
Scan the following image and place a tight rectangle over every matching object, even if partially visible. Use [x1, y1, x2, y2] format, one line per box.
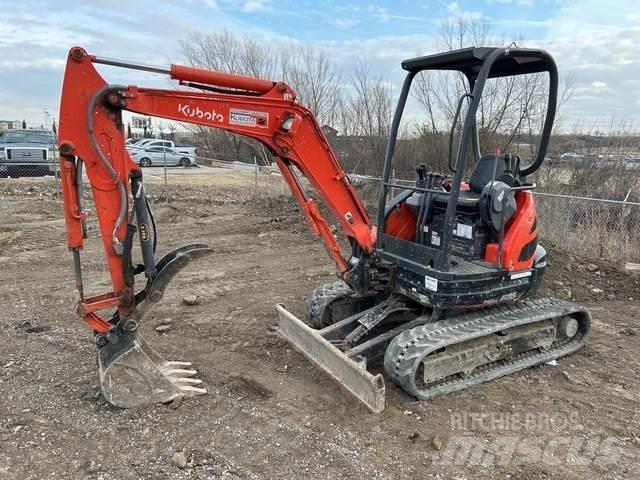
[87, 84, 128, 255]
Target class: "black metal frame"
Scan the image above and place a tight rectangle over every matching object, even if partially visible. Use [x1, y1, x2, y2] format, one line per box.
[376, 47, 558, 271]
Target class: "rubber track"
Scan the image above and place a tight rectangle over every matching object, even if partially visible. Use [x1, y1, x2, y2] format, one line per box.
[305, 280, 353, 328]
[384, 298, 590, 400]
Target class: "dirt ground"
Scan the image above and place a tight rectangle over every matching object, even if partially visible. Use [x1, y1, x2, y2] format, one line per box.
[0, 172, 639, 479]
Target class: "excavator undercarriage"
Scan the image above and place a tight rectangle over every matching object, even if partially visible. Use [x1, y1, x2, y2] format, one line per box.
[279, 290, 589, 412]
[57, 45, 590, 412]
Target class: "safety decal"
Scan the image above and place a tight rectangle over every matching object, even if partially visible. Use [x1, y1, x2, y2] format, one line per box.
[229, 108, 269, 128]
[139, 223, 149, 242]
[431, 232, 441, 246]
[455, 223, 473, 240]
[424, 276, 438, 292]
[510, 271, 532, 280]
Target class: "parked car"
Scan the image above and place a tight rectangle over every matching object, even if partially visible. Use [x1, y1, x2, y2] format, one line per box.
[126, 139, 197, 156]
[0, 129, 57, 178]
[131, 146, 196, 167]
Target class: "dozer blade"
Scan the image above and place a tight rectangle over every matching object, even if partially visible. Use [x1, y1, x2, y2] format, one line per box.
[99, 244, 213, 408]
[275, 304, 385, 413]
[98, 331, 206, 408]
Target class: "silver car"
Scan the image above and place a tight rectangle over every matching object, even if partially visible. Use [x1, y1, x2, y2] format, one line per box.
[131, 146, 196, 168]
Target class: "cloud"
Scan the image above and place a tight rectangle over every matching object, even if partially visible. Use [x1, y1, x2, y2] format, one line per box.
[0, 0, 262, 124]
[368, 5, 390, 22]
[242, 0, 269, 12]
[0, 59, 66, 70]
[538, 0, 640, 126]
[439, 1, 484, 22]
[329, 18, 359, 29]
[0, 0, 638, 131]
[486, 0, 535, 4]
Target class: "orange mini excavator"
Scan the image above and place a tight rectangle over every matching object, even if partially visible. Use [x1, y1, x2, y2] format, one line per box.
[58, 46, 590, 412]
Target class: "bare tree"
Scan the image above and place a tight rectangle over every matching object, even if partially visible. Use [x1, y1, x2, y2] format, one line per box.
[175, 23, 588, 189]
[280, 46, 342, 126]
[180, 32, 280, 164]
[337, 59, 394, 174]
[181, 31, 279, 78]
[180, 31, 344, 164]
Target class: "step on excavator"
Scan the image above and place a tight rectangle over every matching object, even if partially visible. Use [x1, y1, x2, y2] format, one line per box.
[58, 46, 590, 412]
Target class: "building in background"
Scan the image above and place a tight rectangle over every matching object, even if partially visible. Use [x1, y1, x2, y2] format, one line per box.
[0, 120, 22, 131]
[131, 116, 152, 138]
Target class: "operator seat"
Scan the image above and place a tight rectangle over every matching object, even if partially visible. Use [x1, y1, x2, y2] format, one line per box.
[433, 153, 520, 205]
[469, 153, 519, 193]
[397, 154, 521, 242]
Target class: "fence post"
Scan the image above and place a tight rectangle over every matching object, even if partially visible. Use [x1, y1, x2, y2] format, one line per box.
[254, 155, 258, 196]
[51, 136, 60, 198]
[391, 168, 396, 198]
[163, 148, 168, 204]
[55, 157, 60, 197]
[619, 189, 631, 260]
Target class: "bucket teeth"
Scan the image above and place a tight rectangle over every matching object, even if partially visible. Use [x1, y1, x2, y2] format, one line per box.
[166, 361, 193, 367]
[98, 331, 207, 408]
[172, 377, 204, 386]
[162, 368, 199, 376]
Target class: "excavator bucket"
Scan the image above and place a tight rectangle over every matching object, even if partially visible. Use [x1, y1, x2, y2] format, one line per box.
[275, 304, 385, 413]
[98, 331, 206, 408]
[97, 244, 212, 408]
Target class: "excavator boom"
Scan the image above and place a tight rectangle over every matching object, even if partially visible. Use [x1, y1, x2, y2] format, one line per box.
[58, 47, 376, 407]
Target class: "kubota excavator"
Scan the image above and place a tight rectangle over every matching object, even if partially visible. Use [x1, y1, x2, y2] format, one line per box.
[58, 46, 590, 412]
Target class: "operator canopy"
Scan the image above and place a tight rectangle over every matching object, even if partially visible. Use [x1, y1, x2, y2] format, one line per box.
[402, 47, 553, 78]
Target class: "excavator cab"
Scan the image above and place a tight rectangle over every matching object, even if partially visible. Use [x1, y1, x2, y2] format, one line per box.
[377, 47, 558, 312]
[288, 47, 589, 412]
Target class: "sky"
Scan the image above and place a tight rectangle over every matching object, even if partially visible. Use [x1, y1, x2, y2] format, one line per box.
[0, 0, 638, 131]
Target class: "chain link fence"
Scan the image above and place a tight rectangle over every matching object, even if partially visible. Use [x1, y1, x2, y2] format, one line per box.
[0, 130, 61, 194]
[135, 155, 288, 204]
[351, 174, 640, 263]
[4, 156, 639, 263]
[533, 192, 640, 262]
[0, 157, 60, 194]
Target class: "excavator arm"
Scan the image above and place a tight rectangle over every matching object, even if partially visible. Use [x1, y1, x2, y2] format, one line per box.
[58, 47, 376, 407]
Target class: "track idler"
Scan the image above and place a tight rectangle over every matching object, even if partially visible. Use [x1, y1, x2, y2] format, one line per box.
[97, 244, 213, 408]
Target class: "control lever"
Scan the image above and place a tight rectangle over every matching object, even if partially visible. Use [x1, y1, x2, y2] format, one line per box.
[415, 163, 427, 188]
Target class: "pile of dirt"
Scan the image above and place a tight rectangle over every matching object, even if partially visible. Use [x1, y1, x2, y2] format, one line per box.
[146, 184, 244, 207]
[0, 180, 59, 198]
[242, 194, 310, 234]
[540, 242, 639, 304]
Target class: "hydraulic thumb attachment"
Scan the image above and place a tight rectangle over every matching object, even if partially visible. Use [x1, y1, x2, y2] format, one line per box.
[96, 244, 213, 408]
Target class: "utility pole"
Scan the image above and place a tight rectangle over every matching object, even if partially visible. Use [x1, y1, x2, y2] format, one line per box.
[43, 109, 52, 130]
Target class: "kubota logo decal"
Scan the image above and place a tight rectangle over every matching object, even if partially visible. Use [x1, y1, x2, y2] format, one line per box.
[229, 108, 269, 128]
[177, 104, 224, 123]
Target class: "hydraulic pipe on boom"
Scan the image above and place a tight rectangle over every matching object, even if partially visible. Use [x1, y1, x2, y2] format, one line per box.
[58, 47, 376, 407]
